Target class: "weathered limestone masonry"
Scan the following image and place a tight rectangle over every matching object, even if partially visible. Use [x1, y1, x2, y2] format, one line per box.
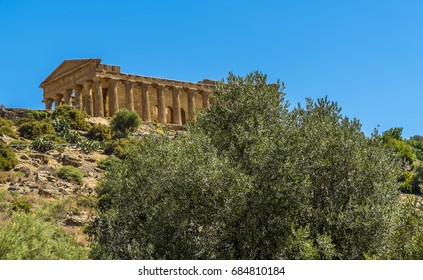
[40, 59, 215, 125]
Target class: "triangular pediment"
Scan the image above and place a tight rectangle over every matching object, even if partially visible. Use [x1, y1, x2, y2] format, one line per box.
[40, 58, 101, 87]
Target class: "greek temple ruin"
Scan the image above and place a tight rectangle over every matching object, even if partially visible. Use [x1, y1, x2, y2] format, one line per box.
[39, 59, 215, 125]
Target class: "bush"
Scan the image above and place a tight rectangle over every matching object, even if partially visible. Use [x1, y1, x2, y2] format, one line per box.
[52, 105, 89, 131]
[52, 118, 81, 144]
[91, 133, 251, 259]
[27, 110, 49, 121]
[411, 164, 423, 195]
[30, 136, 57, 153]
[11, 201, 32, 213]
[56, 166, 83, 185]
[104, 138, 138, 159]
[0, 117, 18, 138]
[0, 212, 87, 259]
[110, 109, 141, 135]
[408, 135, 423, 161]
[384, 138, 416, 164]
[76, 139, 101, 154]
[0, 142, 18, 171]
[91, 72, 404, 260]
[97, 156, 121, 170]
[87, 124, 112, 141]
[18, 119, 55, 140]
[399, 171, 414, 193]
[373, 197, 423, 259]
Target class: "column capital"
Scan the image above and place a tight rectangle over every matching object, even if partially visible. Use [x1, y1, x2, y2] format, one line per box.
[153, 83, 166, 91]
[83, 80, 93, 87]
[168, 86, 181, 92]
[109, 79, 119, 86]
[138, 82, 152, 90]
[73, 84, 83, 92]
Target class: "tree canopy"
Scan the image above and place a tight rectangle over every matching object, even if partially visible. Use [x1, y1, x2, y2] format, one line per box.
[90, 72, 419, 260]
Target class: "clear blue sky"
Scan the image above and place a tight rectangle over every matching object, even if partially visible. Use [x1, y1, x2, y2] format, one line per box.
[0, 0, 422, 138]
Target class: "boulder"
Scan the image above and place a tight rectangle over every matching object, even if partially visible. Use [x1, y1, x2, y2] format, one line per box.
[61, 154, 83, 167]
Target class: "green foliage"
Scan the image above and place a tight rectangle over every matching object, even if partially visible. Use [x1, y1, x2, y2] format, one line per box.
[52, 117, 71, 135]
[372, 197, 423, 259]
[56, 165, 83, 185]
[0, 212, 87, 259]
[384, 138, 416, 164]
[87, 123, 112, 141]
[0, 117, 18, 138]
[382, 127, 404, 141]
[76, 138, 101, 154]
[51, 105, 89, 131]
[91, 132, 252, 259]
[408, 135, 423, 161]
[0, 142, 18, 170]
[90, 72, 404, 260]
[103, 138, 138, 159]
[18, 119, 55, 139]
[410, 163, 423, 195]
[97, 156, 121, 170]
[110, 109, 141, 135]
[399, 171, 414, 193]
[11, 201, 32, 213]
[30, 136, 57, 152]
[27, 110, 49, 121]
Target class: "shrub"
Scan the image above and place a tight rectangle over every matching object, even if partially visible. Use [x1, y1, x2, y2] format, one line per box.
[110, 109, 141, 135]
[411, 164, 423, 195]
[97, 156, 121, 170]
[399, 171, 414, 193]
[90, 133, 251, 259]
[52, 118, 71, 134]
[27, 110, 49, 121]
[56, 165, 83, 185]
[373, 197, 423, 259]
[0, 117, 18, 138]
[18, 119, 55, 140]
[0, 212, 87, 259]
[76, 139, 101, 154]
[0, 142, 18, 170]
[87, 123, 112, 141]
[11, 201, 32, 213]
[52, 118, 81, 144]
[103, 138, 138, 159]
[51, 105, 90, 131]
[30, 136, 57, 152]
[384, 138, 416, 164]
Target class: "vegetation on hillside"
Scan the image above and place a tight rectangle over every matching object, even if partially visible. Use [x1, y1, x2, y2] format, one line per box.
[89, 72, 423, 260]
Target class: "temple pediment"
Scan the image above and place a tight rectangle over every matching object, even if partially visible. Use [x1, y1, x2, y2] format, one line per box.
[39, 58, 100, 87]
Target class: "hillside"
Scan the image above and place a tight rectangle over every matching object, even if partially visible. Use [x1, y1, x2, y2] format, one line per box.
[0, 106, 171, 259]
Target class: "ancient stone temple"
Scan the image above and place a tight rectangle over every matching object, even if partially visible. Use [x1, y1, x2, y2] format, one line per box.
[39, 58, 214, 125]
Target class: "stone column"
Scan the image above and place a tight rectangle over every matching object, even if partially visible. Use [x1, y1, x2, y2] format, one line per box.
[45, 98, 53, 110]
[64, 89, 72, 105]
[94, 79, 104, 117]
[54, 94, 63, 108]
[109, 80, 119, 116]
[155, 85, 166, 124]
[125, 81, 134, 111]
[103, 88, 109, 117]
[201, 91, 210, 109]
[83, 81, 93, 116]
[171, 87, 182, 125]
[187, 89, 196, 120]
[140, 84, 151, 122]
[73, 85, 83, 110]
